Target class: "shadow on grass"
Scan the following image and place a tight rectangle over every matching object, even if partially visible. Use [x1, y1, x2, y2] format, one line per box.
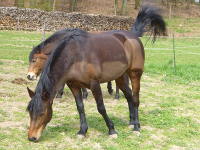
[40, 114, 128, 142]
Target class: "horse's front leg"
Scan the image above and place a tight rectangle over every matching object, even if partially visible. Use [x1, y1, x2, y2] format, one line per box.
[90, 80, 117, 138]
[68, 84, 88, 137]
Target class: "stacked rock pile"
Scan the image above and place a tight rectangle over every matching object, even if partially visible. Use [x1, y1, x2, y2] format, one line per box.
[0, 7, 133, 31]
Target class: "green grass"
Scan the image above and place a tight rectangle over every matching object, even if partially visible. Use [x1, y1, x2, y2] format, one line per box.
[0, 30, 200, 83]
[0, 30, 200, 149]
[0, 30, 51, 62]
[165, 17, 200, 33]
[142, 36, 200, 83]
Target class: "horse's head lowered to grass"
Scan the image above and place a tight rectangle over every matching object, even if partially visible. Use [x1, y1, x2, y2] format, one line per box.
[27, 86, 53, 142]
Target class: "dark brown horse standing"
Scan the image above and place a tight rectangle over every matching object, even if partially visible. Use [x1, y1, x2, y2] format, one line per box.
[27, 6, 166, 142]
[27, 29, 119, 99]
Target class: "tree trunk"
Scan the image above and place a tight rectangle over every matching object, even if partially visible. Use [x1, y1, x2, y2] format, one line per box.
[114, 0, 118, 15]
[70, 0, 77, 12]
[121, 0, 127, 15]
[135, 0, 140, 9]
[53, 0, 56, 11]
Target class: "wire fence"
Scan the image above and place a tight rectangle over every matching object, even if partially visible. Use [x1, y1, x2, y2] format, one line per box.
[1, 26, 200, 74]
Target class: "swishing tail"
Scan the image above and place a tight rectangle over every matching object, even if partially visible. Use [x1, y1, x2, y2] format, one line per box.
[131, 6, 167, 42]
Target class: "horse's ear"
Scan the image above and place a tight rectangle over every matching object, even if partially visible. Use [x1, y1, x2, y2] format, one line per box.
[42, 90, 50, 101]
[27, 87, 35, 98]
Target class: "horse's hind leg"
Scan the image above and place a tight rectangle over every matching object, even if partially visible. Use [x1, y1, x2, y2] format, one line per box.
[82, 88, 88, 100]
[90, 80, 117, 137]
[115, 74, 135, 126]
[68, 84, 88, 137]
[107, 81, 113, 95]
[128, 69, 143, 131]
[114, 83, 120, 100]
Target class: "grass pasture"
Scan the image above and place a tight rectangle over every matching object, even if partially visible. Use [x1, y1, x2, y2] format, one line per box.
[0, 30, 200, 150]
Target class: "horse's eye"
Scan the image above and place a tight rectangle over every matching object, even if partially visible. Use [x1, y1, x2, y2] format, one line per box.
[40, 112, 45, 117]
[32, 59, 36, 63]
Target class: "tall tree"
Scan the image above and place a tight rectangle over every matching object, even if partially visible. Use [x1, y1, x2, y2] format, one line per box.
[114, 0, 118, 15]
[14, 0, 24, 7]
[53, 0, 56, 11]
[69, 0, 77, 12]
[121, 0, 127, 15]
[135, 0, 140, 9]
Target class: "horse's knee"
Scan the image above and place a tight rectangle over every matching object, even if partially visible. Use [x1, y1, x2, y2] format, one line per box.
[97, 105, 106, 114]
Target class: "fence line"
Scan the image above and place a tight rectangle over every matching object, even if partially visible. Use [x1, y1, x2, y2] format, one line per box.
[0, 30, 200, 61]
[1, 46, 200, 55]
[1, 43, 200, 50]
[143, 35, 200, 39]
[145, 47, 200, 50]
[2, 25, 200, 38]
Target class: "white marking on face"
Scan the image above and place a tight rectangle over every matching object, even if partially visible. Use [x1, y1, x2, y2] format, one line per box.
[27, 72, 37, 80]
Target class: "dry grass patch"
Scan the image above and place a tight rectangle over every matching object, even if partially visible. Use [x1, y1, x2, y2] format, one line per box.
[0, 59, 200, 150]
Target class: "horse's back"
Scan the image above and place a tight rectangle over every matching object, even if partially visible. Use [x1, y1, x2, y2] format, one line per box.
[86, 33, 130, 82]
[66, 31, 144, 84]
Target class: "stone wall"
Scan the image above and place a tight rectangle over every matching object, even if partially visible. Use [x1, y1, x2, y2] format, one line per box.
[0, 7, 133, 31]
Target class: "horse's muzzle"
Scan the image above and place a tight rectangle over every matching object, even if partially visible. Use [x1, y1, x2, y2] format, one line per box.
[28, 137, 38, 142]
[27, 72, 37, 80]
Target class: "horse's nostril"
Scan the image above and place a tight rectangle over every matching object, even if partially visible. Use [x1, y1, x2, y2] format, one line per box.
[28, 137, 37, 142]
[27, 75, 30, 79]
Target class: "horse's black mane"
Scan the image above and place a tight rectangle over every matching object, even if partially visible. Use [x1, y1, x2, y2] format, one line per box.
[29, 28, 81, 62]
[27, 28, 88, 115]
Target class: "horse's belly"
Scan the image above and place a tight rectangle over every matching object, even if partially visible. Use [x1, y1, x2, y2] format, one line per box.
[99, 61, 127, 82]
[66, 61, 127, 84]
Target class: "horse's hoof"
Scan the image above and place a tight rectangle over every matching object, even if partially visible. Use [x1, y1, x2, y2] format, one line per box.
[82, 94, 88, 100]
[114, 95, 120, 100]
[128, 125, 134, 129]
[108, 90, 113, 95]
[133, 131, 140, 136]
[109, 134, 118, 139]
[77, 134, 85, 139]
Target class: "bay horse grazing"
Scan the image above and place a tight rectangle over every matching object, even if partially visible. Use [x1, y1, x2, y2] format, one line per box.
[27, 6, 166, 142]
[27, 29, 117, 99]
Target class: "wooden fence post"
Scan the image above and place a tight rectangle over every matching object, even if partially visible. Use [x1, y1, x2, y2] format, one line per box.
[172, 34, 176, 73]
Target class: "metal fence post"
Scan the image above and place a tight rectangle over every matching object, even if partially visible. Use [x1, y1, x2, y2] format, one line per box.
[42, 22, 46, 41]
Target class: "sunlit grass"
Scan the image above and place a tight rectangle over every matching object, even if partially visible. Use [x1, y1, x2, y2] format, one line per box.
[0, 30, 200, 149]
[0, 30, 200, 83]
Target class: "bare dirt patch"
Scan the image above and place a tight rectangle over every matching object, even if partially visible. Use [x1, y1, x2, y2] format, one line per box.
[0, 78, 4, 83]
[0, 92, 8, 97]
[0, 121, 24, 128]
[11, 78, 30, 85]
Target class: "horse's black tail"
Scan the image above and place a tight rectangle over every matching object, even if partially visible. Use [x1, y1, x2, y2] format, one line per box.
[131, 6, 167, 42]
